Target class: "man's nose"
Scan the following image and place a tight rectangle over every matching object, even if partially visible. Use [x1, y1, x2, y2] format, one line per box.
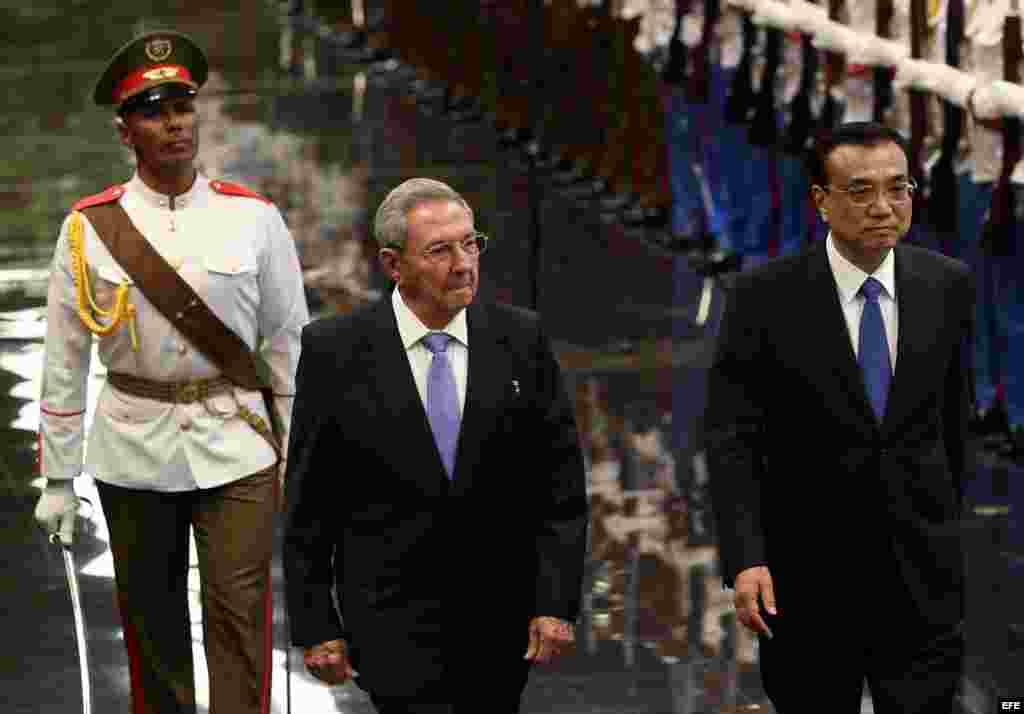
[165, 111, 187, 131]
[867, 195, 896, 215]
[450, 245, 474, 271]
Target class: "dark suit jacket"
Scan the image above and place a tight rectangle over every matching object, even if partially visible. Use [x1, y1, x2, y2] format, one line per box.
[704, 241, 974, 635]
[283, 297, 588, 698]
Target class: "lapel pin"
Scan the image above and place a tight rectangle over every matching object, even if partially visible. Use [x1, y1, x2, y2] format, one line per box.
[512, 379, 520, 396]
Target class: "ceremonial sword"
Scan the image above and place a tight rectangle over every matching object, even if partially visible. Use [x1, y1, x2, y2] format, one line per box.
[52, 533, 93, 714]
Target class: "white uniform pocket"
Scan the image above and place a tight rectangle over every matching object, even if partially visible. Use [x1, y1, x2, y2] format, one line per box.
[202, 256, 258, 310]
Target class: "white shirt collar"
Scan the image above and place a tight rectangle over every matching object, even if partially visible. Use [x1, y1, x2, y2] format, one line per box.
[826, 233, 896, 305]
[391, 287, 469, 350]
[126, 171, 208, 210]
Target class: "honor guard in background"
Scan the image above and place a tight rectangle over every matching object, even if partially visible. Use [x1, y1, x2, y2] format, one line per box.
[33, 31, 309, 714]
[966, 0, 1004, 183]
[845, 0, 877, 124]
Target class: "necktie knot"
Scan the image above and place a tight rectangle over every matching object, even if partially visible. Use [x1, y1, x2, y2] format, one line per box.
[860, 277, 884, 302]
[422, 332, 452, 355]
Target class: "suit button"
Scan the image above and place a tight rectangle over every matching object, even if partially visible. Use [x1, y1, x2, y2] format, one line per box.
[879, 448, 889, 458]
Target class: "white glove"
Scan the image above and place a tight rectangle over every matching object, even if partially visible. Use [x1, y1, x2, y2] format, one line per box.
[34, 479, 79, 546]
[810, 19, 869, 58]
[894, 59, 978, 107]
[751, 0, 802, 31]
[788, 0, 829, 34]
[972, 80, 1024, 120]
[858, 36, 909, 67]
[994, 81, 1024, 119]
[970, 83, 1003, 120]
[724, 0, 758, 12]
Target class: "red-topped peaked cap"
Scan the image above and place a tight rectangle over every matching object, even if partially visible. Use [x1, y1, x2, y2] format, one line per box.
[93, 31, 208, 115]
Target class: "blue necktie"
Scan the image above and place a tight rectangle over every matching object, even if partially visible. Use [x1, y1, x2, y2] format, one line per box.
[858, 277, 892, 422]
[422, 332, 460, 479]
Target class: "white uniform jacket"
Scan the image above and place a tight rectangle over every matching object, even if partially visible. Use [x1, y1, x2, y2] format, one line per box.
[39, 173, 309, 491]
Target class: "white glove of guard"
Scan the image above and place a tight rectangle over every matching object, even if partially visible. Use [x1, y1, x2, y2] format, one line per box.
[751, 0, 802, 30]
[34, 479, 79, 546]
[972, 80, 1024, 120]
[788, 0, 829, 34]
[858, 36, 909, 67]
[810, 19, 869, 57]
[894, 59, 978, 108]
[724, 0, 758, 12]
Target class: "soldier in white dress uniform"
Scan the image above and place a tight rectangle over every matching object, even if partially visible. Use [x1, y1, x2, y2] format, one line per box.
[33, 30, 309, 714]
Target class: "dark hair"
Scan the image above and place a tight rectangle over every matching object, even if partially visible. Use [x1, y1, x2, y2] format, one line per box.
[805, 122, 910, 187]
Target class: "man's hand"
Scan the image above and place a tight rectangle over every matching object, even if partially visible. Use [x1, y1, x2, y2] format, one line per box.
[734, 565, 777, 639]
[34, 479, 79, 546]
[525, 616, 575, 664]
[303, 638, 355, 685]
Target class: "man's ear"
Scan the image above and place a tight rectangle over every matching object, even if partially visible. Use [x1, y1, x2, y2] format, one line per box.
[810, 186, 828, 220]
[114, 116, 131, 148]
[378, 248, 401, 283]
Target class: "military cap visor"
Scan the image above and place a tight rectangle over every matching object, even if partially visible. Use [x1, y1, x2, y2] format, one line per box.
[94, 31, 208, 109]
[117, 83, 198, 116]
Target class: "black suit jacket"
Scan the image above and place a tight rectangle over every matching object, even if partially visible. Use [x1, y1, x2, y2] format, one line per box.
[283, 297, 588, 698]
[705, 241, 974, 634]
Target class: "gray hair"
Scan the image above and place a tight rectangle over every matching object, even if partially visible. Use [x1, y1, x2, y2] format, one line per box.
[373, 178, 473, 250]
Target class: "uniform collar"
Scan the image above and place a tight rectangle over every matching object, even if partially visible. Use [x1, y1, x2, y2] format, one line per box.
[126, 171, 208, 210]
[391, 286, 469, 350]
[826, 232, 896, 305]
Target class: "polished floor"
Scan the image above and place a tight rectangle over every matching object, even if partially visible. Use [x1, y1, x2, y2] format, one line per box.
[3, 2, 1023, 713]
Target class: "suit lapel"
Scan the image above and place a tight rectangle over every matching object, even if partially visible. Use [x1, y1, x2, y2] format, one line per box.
[366, 299, 450, 484]
[881, 245, 932, 434]
[451, 302, 512, 493]
[805, 243, 878, 426]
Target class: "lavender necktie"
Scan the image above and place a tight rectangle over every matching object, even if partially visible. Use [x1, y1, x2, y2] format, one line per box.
[422, 332, 460, 479]
[858, 277, 892, 422]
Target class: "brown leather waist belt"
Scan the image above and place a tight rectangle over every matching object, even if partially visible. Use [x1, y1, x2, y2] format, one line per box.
[107, 372, 234, 403]
[105, 371, 282, 462]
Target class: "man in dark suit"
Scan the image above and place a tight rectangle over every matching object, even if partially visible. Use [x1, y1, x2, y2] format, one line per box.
[282, 178, 589, 713]
[705, 122, 974, 713]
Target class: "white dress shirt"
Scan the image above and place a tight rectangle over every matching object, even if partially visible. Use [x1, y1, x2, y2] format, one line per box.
[391, 287, 468, 413]
[826, 233, 898, 373]
[39, 172, 309, 490]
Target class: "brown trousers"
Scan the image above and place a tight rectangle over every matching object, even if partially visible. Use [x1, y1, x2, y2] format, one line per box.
[96, 467, 277, 714]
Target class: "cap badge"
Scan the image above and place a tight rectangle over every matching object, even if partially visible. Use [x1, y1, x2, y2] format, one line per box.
[142, 66, 181, 81]
[145, 38, 173, 62]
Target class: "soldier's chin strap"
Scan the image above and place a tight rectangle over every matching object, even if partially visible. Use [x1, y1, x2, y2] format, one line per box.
[68, 211, 139, 350]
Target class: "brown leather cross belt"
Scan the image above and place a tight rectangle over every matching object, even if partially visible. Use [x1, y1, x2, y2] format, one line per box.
[107, 371, 234, 403]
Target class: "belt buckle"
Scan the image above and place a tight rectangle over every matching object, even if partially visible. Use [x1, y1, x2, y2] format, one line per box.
[176, 382, 202, 403]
